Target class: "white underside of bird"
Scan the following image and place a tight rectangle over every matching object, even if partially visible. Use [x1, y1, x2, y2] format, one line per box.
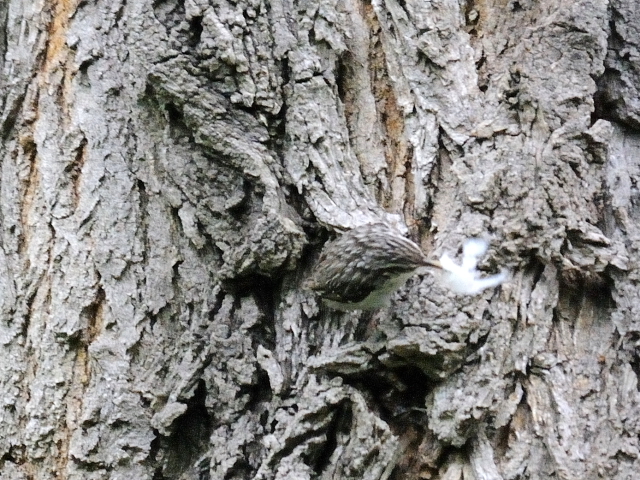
[322, 272, 416, 311]
[437, 238, 507, 295]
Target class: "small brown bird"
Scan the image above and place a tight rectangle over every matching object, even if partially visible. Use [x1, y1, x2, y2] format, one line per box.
[305, 223, 442, 310]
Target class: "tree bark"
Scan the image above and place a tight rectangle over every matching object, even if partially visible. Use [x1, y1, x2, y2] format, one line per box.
[0, 0, 638, 479]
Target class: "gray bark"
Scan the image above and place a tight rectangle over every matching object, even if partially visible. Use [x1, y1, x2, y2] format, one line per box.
[0, 0, 638, 479]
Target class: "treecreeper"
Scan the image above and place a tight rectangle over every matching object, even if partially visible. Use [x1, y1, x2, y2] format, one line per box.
[304, 223, 443, 311]
[305, 223, 508, 310]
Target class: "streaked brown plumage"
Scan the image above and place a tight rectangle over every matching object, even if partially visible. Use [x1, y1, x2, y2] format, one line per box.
[305, 223, 441, 310]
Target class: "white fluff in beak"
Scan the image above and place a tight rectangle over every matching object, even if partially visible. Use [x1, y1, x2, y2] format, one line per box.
[438, 238, 507, 295]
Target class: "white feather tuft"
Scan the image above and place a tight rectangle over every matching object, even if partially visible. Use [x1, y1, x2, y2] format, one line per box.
[437, 238, 507, 295]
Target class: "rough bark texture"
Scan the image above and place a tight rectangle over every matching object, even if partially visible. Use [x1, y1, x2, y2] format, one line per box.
[0, 0, 639, 479]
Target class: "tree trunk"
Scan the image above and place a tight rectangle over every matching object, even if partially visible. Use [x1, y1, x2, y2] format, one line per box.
[0, 0, 638, 479]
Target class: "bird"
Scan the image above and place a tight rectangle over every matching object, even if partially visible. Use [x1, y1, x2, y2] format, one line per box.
[304, 223, 442, 311]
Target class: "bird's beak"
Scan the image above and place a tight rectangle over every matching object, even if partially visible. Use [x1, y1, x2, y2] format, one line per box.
[424, 259, 443, 269]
